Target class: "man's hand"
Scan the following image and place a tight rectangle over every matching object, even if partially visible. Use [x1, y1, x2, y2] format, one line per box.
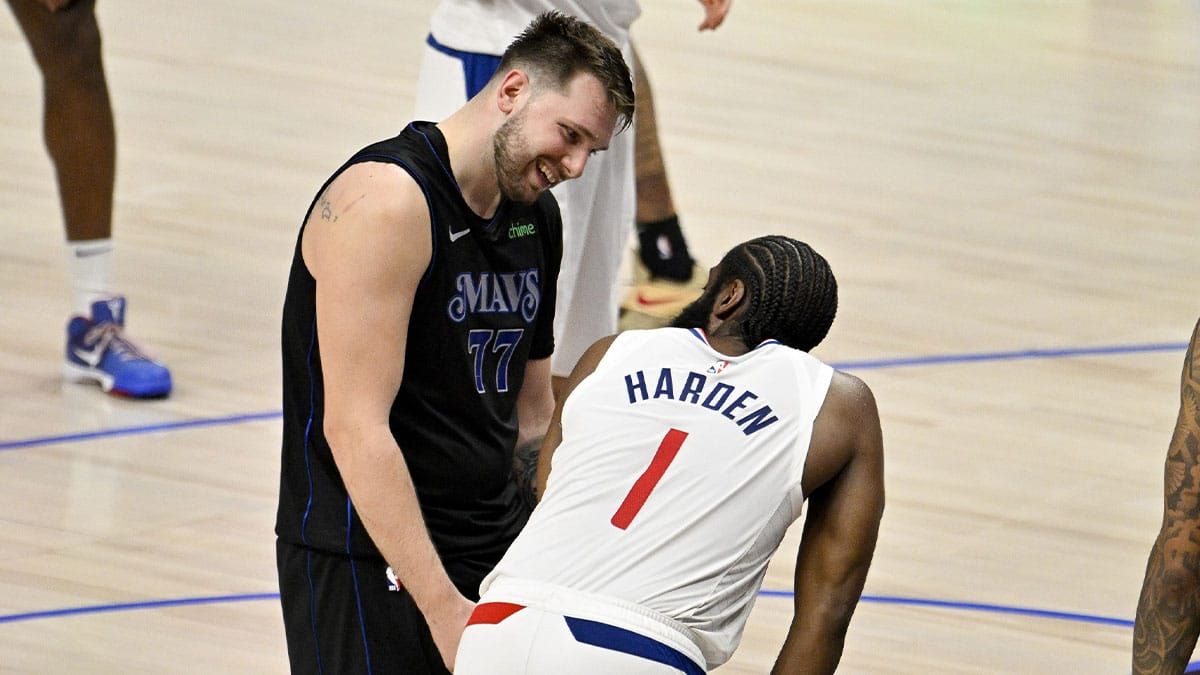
[427, 594, 476, 671]
[696, 0, 733, 31]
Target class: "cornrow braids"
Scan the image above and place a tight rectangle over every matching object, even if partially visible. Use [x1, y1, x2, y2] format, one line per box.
[714, 235, 838, 352]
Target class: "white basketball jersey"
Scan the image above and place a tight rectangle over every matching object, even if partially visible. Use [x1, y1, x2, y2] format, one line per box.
[430, 0, 642, 55]
[482, 327, 834, 668]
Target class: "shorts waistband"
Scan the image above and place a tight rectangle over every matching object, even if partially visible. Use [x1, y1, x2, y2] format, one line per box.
[478, 577, 706, 671]
[562, 614, 706, 675]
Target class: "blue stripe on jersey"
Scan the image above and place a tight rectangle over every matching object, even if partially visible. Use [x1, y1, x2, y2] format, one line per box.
[301, 319, 317, 545]
[425, 34, 502, 101]
[348, 553, 374, 674]
[396, 131, 456, 188]
[564, 616, 705, 675]
[298, 313, 324, 669]
[305, 548, 325, 673]
[300, 321, 324, 672]
[407, 126, 507, 236]
[687, 327, 708, 345]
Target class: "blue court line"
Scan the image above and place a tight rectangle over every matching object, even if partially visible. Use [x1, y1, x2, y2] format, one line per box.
[0, 593, 279, 624]
[0, 590, 1134, 628]
[760, 590, 1132, 627]
[0, 341, 1186, 452]
[0, 411, 282, 452]
[827, 341, 1187, 371]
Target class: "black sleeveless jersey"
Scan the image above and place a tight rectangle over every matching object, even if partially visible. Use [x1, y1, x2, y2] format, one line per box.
[276, 122, 562, 587]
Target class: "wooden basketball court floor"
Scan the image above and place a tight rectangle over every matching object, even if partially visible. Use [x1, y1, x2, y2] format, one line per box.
[2, 1, 1198, 672]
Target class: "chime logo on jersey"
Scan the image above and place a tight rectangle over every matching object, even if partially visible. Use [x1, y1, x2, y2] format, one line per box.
[447, 269, 541, 323]
[623, 368, 779, 436]
[508, 221, 536, 239]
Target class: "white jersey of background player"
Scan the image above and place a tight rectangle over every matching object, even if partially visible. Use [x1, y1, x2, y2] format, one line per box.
[455, 236, 885, 674]
[415, 0, 640, 383]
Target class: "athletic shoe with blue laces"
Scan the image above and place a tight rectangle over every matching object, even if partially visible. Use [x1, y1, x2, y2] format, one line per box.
[63, 297, 172, 398]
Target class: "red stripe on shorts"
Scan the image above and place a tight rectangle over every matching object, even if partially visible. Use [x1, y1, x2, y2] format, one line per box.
[466, 602, 526, 626]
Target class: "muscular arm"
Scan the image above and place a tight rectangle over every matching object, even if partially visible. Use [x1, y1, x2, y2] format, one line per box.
[534, 334, 618, 500]
[304, 162, 472, 669]
[1134, 319, 1200, 675]
[774, 372, 884, 675]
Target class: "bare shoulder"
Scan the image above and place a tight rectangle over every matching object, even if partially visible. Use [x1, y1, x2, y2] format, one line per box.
[308, 161, 426, 231]
[1184, 318, 1200, 393]
[1173, 318, 1200, 458]
[1168, 318, 1200, 485]
[303, 161, 431, 278]
[827, 370, 878, 412]
[821, 370, 882, 441]
[803, 369, 883, 495]
[576, 334, 620, 372]
[559, 334, 620, 400]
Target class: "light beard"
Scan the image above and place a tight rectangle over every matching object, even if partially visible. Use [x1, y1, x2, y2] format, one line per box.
[492, 108, 539, 204]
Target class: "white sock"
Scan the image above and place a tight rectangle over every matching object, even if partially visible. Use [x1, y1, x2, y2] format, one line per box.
[67, 238, 114, 316]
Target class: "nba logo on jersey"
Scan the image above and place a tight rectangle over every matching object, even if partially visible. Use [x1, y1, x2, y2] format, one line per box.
[707, 360, 729, 375]
[385, 566, 401, 592]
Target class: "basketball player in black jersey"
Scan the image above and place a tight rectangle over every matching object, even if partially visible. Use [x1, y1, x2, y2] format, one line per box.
[275, 13, 633, 674]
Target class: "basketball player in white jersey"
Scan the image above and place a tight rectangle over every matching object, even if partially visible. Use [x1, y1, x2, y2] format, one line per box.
[455, 235, 885, 674]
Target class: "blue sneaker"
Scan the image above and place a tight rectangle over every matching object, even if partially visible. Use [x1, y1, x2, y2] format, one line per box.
[63, 297, 172, 398]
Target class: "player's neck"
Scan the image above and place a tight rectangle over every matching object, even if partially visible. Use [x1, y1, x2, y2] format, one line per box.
[437, 110, 502, 219]
[706, 323, 750, 357]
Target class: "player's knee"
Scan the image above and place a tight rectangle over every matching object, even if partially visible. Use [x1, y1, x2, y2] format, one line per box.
[30, 15, 105, 82]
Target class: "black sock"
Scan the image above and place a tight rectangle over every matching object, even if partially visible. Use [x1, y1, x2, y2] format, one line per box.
[636, 215, 694, 282]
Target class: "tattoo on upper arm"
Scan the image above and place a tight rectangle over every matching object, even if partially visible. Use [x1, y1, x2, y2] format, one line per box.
[319, 197, 338, 222]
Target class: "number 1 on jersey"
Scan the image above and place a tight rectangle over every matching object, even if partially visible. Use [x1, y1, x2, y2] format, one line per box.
[611, 428, 689, 530]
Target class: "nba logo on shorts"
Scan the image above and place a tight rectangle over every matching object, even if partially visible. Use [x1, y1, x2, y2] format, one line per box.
[707, 360, 729, 375]
[385, 566, 401, 592]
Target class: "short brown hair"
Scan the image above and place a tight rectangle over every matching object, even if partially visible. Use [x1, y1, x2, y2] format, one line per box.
[496, 11, 635, 133]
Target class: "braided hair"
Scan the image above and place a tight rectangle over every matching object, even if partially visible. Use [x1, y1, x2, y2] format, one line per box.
[713, 235, 838, 352]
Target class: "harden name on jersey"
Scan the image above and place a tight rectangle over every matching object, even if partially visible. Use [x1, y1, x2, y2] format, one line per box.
[622, 367, 778, 436]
